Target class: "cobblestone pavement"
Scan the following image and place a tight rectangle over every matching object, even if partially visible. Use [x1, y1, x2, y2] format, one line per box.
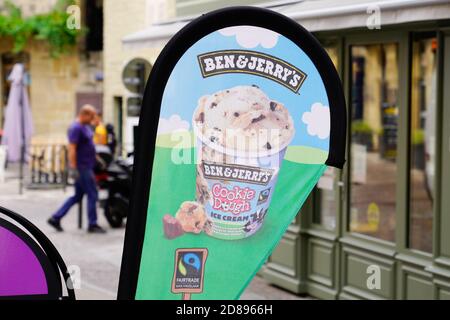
[0, 169, 307, 300]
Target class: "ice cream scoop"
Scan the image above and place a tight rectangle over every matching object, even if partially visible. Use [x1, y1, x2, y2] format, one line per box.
[194, 85, 295, 154]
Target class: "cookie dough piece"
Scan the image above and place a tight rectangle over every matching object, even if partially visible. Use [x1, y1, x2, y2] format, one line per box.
[175, 201, 207, 234]
[163, 214, 184, 239]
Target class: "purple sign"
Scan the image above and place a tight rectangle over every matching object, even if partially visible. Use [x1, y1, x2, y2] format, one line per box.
[0, 224, 48, 297]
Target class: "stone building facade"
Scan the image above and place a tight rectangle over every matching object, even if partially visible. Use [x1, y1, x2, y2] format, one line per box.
[0, 0, 103, 144]
[102, 0, 175, 151]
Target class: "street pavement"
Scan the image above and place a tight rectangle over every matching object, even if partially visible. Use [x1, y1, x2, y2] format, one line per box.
[0, 168, 305, 300]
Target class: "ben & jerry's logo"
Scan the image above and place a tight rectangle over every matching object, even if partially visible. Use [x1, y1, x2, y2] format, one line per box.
[197, 50, 307, 93]
[202, 162, 274, 186]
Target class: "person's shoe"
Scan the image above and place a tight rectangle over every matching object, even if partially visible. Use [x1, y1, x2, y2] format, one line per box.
[48, 218, 63, 232]
[88, 225, 107, 234]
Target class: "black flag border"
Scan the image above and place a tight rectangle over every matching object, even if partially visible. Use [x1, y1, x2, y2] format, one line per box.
[118, 6, 346, 300]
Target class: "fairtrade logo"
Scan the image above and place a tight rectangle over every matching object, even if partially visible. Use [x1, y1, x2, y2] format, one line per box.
[257, 188, 271, 205]
[172, 248, 208, 300]
[178, 253, 201, 276]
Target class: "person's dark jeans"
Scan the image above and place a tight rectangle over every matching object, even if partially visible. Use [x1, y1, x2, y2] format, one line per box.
[53, 168, 98, 227]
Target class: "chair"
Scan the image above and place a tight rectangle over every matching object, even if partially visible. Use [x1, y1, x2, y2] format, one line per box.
[0, 206, 75, 300]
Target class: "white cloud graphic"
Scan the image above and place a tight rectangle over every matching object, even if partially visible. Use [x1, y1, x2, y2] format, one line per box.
[158, 114, 190, 134]
[219, 26, 279, 49]
[302, 103, 330, 140]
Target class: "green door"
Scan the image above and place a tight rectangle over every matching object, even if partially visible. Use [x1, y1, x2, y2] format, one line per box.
[263, 26, 450, 300]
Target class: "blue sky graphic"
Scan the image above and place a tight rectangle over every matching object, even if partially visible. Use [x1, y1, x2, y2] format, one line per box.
[159, 29, 330, 152]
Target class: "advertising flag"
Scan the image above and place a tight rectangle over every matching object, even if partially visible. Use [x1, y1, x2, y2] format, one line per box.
[119, 7, 346, 300]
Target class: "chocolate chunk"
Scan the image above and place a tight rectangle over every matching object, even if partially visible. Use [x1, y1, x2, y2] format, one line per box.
[203, 220, 213, 235]
[210, 136, 217, 143]
[252, 114, 266, 123]
[210, 102, 217, 108]
[265, 142, 272, 150]
[270, 101, 277, 111]
[163, 214, 184, 239]
[234, 112, 240, 117]
[187, 203, 198, 212]
[198, 112, 205, 123]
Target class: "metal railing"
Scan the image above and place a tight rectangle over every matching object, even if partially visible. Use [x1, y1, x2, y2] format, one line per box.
[28, 144, 68, 190]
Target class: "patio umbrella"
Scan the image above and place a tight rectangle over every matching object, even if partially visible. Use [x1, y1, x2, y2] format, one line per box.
[1, 63, 33, 163]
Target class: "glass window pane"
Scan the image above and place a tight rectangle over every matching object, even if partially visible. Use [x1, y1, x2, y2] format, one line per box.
[312, 41, 339, 230]
[314, 167, 337, 230]
[324, 42, 339, 71]
[409, 36, 437, 253]
[349, 44, 398, 242]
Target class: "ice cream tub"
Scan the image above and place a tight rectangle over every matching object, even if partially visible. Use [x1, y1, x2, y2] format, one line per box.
[193, 86, 295, 240]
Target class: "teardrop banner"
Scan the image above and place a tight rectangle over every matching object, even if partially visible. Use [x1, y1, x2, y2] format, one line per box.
[118, 6, 346, 300]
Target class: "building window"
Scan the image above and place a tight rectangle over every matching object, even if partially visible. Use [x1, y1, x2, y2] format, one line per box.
[85, 0, 103, 52]
[349, 43, 399, 242]
[408, 34, 437, 253]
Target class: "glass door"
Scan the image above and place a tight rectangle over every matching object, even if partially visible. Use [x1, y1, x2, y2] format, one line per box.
[348, 42, 399, 242]
[440, 32, 450, 260]
[408, 33, 438, 253]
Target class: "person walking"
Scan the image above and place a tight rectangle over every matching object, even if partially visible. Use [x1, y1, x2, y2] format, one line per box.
[48, 105, 106, 233]
[92, 113, 108, 146]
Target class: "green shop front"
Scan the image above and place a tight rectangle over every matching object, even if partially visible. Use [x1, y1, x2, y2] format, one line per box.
[121, 0, 450, 299]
